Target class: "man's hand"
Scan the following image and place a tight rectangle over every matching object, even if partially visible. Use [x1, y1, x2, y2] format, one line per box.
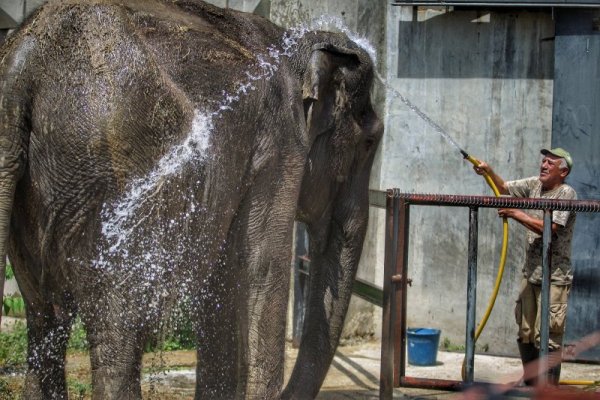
[473, 161, 493, 176]
[471, 161, 510, 195]
[498, 208, 558, 235]
[498, 208, 526, 220]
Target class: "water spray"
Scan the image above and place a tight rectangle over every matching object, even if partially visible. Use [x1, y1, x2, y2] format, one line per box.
[371, 70, 511, 378]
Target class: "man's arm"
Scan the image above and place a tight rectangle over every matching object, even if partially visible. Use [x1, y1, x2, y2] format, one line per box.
[498, 208, 560, 235]
[472, 161, 510, 195]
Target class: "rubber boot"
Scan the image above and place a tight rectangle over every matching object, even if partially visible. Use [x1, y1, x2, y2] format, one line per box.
[547, 350, 562, 385]
[518, 341, 539, 386]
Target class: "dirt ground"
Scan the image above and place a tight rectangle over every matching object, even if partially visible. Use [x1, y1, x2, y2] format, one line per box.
[2, 336, 599, 399]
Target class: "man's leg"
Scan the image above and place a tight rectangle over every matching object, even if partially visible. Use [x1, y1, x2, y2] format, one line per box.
[515, 279, 539, 385]
[533, 284, 571, 385]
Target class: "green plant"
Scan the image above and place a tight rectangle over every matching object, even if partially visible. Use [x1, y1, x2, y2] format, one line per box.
[440, 337, 489, 353]
[0, 377, 17, 400]
[0, 320, 27, 368]
[68, 378, 92, 399]
[67, 318, 89, 352]
[3, 295, 25, 317]
[144, 300, 196, 353]
[4, 263, 13, 280]
[440, 337, 465, 352]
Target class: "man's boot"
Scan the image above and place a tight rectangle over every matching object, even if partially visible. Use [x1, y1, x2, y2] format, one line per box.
[547, 349, 562, 385]
[518, 340, 539, 386]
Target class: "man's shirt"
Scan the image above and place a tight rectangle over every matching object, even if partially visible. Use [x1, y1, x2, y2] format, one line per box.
[506, 177, 577, 285]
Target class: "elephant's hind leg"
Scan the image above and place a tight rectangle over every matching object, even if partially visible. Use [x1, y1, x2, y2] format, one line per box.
[83, 300, 145, 400]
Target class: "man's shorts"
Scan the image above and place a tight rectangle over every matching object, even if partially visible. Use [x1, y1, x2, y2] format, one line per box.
[514, 278, 570, 350]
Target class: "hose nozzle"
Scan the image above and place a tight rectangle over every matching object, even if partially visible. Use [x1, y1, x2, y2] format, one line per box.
[462, 151, 481, 168]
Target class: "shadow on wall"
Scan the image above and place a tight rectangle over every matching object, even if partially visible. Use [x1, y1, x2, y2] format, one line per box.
[397, 8, 555, 79]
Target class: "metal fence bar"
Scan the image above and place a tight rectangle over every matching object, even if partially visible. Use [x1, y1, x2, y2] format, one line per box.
[380, 194, 398, 399]
[394, 198, 410, 386]
[353, 278, 383, 307]
[388, 190, 600, 212]
[539, 209, 553, 384]
[465, 207, 478, 383]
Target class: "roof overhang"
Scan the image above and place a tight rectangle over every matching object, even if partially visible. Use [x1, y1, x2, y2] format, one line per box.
[392, 0, 600, 7]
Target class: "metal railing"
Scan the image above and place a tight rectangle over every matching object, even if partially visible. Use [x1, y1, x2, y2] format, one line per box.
[379, 189, 600, 399]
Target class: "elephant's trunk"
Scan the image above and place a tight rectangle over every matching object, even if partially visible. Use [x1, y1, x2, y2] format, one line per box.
[283, 182, 369, 399]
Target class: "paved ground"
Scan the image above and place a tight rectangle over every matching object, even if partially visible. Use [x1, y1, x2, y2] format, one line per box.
[150, 339, 600, 399]
[305, 340, 600, 399]
[3, 317, 599, 398]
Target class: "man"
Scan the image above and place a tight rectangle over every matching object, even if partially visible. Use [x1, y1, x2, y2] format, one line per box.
[473, 148, 577, 386]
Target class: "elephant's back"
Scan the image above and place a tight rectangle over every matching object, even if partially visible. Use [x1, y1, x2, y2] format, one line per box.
[8, 0, 296, 257]
[27, 0, 286, 105]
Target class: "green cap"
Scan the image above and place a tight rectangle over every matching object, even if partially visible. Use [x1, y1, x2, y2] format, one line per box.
[541, 148, 573, 171]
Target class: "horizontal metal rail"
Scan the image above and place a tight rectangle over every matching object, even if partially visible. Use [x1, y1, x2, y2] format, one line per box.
[388, 190, 600, 212]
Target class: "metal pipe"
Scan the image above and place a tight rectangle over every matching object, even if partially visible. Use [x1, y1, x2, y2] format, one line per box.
[388, 190, 600, 212]
[465, 207, 478, 383]
[395, 199, 410, 385]
[539, 209, 553, 384]
[399, 376, 465, 391]
[380, 194, 397, 399]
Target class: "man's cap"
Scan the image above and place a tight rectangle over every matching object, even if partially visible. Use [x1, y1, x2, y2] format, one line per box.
[541, 148, 573, 171]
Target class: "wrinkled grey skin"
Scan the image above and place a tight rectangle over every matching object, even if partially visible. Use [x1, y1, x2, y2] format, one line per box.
[0, 0, 382, 398]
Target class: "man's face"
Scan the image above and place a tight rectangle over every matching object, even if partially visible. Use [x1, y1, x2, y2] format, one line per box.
[539, 154, 568, 190]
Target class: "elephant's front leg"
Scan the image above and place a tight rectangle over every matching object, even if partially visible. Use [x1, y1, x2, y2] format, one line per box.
[242, 258, 290, 399]
[235, 200, 295, 399]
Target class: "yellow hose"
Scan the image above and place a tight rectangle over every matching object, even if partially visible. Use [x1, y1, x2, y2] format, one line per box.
[460, 155, 597, 387]
[559, 380, 599, 386]
[461, 154, 509, 381]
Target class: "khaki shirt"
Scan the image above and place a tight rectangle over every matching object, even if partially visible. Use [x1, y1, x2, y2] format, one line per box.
[506, 177, 577, 285]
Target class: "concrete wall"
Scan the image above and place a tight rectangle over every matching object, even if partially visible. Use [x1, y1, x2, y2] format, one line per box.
[0, 0, 46, 28]
[552, 8, 600, 361]
[380, 6, 554, 356]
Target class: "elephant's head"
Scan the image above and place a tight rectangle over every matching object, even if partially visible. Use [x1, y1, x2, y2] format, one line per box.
[283, 36, 383, 399]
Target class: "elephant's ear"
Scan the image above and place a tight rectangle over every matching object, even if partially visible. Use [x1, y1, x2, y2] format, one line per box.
[302, 43, 361, 140]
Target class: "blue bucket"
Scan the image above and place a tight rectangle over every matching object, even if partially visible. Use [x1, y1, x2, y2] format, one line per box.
[407, 328, 441, 366]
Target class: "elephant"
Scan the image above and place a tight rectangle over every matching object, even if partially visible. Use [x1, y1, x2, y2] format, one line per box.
[0, 0, 382, 399]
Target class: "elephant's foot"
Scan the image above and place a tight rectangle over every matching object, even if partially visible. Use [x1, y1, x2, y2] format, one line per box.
[22, 365, 68, 400]
[91, 366, 142, 400]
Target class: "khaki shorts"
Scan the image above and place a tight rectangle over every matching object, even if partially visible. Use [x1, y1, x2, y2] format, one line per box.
[514, 278, 570, 350]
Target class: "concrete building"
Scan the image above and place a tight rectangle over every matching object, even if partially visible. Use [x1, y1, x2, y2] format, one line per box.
[2, 0, 599, 361]
[265, 0, 600, 362]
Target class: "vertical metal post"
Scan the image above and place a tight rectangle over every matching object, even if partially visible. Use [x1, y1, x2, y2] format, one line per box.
[394, 198, 410, 385]
[380, 193, 398, 399]
[465, 207, 478, 383]
[539, 209, 553, 384]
